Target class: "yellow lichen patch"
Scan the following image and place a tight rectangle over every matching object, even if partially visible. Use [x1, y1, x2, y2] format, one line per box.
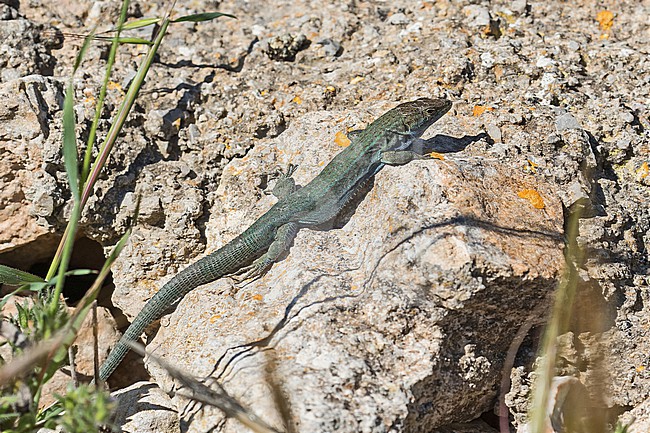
[227, 164, 245, 176]
[292, 95, 302, 104]
[107, 81, 122, 91]
[350, 76, 365, 85]
[325, 85, 336, 93]
[252, 294, 263, 301]
[209, 314, 222, 324]
[428, 152, 445, 160]
[525, 159, 539, 173]
[334, 130, 352, 147]
[637, 365, 646, 373]
[596, 10, 614, 32]
[517, 189, 545, 209]
[472, 105, 494, 116]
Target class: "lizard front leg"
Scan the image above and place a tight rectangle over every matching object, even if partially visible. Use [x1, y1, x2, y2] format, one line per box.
[381, 150, 430, 166]
[272, 164, 300, 199]
[232, 222, 299, 283]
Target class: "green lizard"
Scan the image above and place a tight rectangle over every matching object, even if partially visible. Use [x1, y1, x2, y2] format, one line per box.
[99, 97, 452, 381]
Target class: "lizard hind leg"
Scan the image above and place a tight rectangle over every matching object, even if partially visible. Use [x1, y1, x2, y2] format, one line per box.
[231, 222, 299, 285]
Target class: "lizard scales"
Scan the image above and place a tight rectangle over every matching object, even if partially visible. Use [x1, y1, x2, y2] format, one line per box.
[99, 97, 452, 381]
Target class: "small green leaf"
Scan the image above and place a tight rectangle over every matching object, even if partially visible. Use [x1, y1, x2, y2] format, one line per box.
[116, 37, 154, 45]
[0, 264, 44, 285]
[46, 269, 97, 285]
[64, 269, 97, 277]
[62, 83, 80, 202]
[27, 282, 49, 292]
[64, 28, 93, 202]
[120, 17, 161, 30]
[172, 12, 236, 23]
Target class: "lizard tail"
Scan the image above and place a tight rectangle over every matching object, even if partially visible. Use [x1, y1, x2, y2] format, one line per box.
[99, 236, 254, 381]
[98, 279, 183, 381]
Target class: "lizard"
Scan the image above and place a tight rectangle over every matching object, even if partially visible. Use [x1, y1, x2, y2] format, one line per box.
[98, 97, 453, 381]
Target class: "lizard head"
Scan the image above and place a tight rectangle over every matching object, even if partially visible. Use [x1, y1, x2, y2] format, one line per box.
[399, 97, 452, 137]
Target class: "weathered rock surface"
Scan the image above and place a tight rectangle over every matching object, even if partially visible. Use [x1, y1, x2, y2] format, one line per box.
[129, 110, 564, 432]
[0, 76, 65, 259]
[0, 0, 648, 431]
[0, 6, 61, 82]
[111, 381, 179, 433]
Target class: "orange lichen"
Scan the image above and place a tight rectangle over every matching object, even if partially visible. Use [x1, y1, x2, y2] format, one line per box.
[518, 189, 545, 209]
[472, 105, 494, 116]
[107, 81, 122, 91]
[428, 152, 445, 160]
[596, 10, 614, 32]
[334, 131, 351, 147]
[252, 294, 263, 301]
[292, 95, 302, 104]
[525, 159, 539, 173]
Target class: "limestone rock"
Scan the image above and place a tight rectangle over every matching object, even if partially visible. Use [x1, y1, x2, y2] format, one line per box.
[111, 381, 180, 433]
[139, 109, 563, 432]
[0, 76, 65, 258]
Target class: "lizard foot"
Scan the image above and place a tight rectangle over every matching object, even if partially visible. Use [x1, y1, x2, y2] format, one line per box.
[230, 257, 271, 286]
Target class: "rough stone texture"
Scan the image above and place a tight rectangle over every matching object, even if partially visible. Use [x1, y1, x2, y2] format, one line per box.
[0, 75, 66, 258]
[136, 110, 564, 432]
[111, 381, 180, 433]
[0, 7, 61, 82]
[433, 420, 498, 433]
[73, 305, 121, 378]
[0, 0, 648, 431]
[620, 396, 650, 433]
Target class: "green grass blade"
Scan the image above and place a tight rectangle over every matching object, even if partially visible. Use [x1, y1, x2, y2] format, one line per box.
[46, 269, 97, 285]
[62, 83, 79, 202]
[172, 12, 236, 23]
[529, 204, 585, 432]
[49, 202, 80, 316]
[62, 28, 94, 202]
[80, 0, 130, 185]
[0, 286, 35, 309]
[51, 0, 129, 282]
[45, 29, 96, 282]
[71, 30, 95, 73]
[62, 217, 134, 351]
[119, 17, 161, 30]
[0, 264, 44, 285]
[80, 17, 171, 208]
[115, 36, 154, 45]
[50, 28, 96, 310]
